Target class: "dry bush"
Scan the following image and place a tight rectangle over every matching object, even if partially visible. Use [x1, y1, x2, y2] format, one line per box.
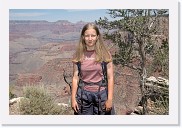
[19, 85, 72, 115]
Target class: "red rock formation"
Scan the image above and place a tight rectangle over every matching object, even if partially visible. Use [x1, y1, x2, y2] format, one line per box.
[16, 73, 42, 86]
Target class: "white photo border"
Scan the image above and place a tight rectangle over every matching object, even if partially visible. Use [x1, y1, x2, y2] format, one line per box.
[0, 0, 179, 125]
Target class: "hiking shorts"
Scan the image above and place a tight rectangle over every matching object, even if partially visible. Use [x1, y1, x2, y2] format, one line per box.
[74, 87, 115, 115]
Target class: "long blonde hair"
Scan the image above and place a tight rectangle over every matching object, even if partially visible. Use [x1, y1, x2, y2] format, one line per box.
[72, 23, 112, 63]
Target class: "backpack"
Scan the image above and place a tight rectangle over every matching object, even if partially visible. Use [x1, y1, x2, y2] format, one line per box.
[76, 61, 108, 114]
[76, 61, 108, 87]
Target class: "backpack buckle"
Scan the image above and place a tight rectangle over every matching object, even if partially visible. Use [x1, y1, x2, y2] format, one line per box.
[78, 80, 84, 87]
[102, 79, 107, 86]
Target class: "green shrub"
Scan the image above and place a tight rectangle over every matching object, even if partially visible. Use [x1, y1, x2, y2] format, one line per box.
[19, 85, 66, 115]
[9, 85, 17, 99]
[152, 40, 169, 78]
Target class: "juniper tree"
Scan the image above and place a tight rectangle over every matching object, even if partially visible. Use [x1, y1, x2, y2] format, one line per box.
[96, 9, 168, 114]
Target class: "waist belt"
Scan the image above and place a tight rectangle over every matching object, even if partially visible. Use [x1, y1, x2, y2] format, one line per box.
[83, 85, 106, 92]
[78, 80, 107, 87]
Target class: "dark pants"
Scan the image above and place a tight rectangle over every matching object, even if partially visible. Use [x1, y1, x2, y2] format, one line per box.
[74, 87, 115, 115]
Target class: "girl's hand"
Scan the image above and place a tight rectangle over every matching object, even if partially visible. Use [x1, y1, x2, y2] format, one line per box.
[105, 99, 113, 111]
[71, 98, 79, 113]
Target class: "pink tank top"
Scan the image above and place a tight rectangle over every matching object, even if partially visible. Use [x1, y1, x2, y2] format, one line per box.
[81, 50, 103, 83]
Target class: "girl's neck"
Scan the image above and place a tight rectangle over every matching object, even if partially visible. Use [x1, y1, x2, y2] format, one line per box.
[86, 46, 95, 51]
[86, 49, 95, 52]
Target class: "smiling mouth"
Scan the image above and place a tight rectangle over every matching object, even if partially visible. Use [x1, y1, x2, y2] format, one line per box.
[87, 42, 93, 44]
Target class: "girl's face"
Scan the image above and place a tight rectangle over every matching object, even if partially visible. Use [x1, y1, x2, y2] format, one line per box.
[83, 28, 98, 50]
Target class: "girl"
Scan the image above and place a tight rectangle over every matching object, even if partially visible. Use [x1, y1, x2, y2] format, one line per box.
[71, 23, 115, 115]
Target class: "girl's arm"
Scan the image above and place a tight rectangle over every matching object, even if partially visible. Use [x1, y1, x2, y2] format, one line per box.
[71, 63, 79, 112]
[105, 61, 114, 111]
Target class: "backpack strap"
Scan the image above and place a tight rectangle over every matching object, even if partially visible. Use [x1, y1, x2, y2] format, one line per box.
[76, 61, 82, 77]
[101, 61, 108, 87]
[76, 61, 84, 87]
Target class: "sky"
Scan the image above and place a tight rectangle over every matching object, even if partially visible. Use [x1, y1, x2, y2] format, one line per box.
[9, 9, 112, 23]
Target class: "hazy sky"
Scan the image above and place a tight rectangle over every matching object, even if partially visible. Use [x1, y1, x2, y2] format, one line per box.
[9, 9, 112, 23]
